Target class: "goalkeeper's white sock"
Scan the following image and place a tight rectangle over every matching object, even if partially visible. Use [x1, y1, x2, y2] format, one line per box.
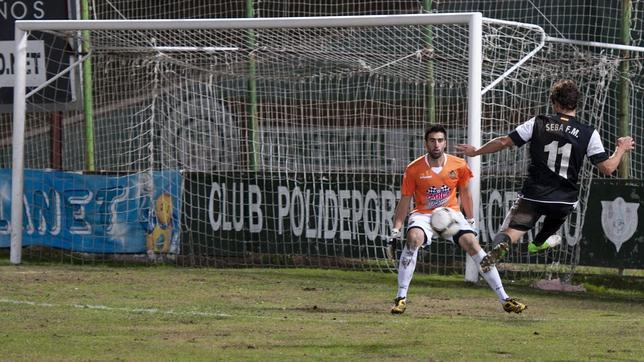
[473, 249, 509, 302]
[396, 244, 419, 298]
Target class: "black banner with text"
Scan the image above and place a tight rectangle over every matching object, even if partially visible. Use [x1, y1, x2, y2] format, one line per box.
[181, 172, 643, 268]
[182, 172, 400, 257]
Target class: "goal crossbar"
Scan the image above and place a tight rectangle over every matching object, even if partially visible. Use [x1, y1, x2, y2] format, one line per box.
[546, 36, 644, 53]
[14, 13, 481, 31]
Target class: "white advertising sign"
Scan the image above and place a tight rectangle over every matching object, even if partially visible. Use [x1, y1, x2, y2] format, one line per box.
[0, 40, 46, 87]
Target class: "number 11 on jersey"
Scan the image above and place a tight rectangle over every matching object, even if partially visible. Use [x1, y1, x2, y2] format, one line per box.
[544, 141, 571, 178]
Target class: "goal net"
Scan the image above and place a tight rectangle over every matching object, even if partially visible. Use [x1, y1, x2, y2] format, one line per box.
[5, 14, 620, 276]
[432, 0, 644, 281]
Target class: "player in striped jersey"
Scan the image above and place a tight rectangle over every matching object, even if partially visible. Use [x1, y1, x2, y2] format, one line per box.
[456, 80, 635, 271]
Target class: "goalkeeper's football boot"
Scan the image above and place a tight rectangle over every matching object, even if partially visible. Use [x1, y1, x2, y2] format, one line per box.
[502, 298, 527, 314]
[479, 242, 509, 273]
[528, 234, 562, 253]
[390, 297, 407, 314]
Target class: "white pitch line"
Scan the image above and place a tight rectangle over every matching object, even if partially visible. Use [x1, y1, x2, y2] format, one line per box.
[0, 298, 232, 318]
[0, 298, 351, 323]
[2, 298, 638, 324]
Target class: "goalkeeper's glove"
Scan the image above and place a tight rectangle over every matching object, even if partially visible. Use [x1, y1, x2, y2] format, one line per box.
[386, 228, 402, 260]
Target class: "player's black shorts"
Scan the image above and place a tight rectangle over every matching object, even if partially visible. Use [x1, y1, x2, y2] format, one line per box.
[502, 197, 576, 231]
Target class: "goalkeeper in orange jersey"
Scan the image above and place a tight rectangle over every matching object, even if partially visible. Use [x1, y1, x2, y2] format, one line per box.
[388, 124, 525, 314]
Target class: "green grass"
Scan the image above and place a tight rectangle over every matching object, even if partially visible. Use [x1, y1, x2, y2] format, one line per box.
[0, 262, 642, 361]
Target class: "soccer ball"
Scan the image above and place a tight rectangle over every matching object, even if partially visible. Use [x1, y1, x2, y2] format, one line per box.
[430, 207, 460, 239]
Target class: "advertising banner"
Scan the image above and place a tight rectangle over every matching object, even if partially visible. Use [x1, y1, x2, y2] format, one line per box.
[183, 172, 400, 256]
[1, 0, 76, 109]
[183, 172, 601, 261]
[0, 169, 182, 253]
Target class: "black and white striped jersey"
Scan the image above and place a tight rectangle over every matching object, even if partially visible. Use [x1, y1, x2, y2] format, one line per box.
[508, 113, 609, 204]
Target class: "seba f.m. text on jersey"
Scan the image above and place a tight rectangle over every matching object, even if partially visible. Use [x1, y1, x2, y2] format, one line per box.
[509, 113, 608, 204]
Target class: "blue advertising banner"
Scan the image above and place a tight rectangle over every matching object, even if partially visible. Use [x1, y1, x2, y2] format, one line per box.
[0, 169, 182, 253]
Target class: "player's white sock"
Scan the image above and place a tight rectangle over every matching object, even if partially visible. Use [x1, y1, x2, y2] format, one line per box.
[396, 244, 419, 298]
[473, 249, 509, 302]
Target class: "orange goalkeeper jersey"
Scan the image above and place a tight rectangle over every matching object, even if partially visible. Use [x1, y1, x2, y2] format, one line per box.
[401, 153, 473, 214]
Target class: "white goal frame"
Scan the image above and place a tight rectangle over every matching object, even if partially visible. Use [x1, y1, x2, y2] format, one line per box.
[11, 14, 484, 275]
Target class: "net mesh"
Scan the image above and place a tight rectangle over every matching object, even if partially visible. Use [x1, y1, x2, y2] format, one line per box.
[1, 20, 537, 271]
[2, 1, 641, 279]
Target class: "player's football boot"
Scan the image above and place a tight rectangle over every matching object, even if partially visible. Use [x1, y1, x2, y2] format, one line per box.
[502, 298, 527, 314]
[390, 297, 407, 314]
[479, 242, 509, 273]
[528, 234, 562, 253]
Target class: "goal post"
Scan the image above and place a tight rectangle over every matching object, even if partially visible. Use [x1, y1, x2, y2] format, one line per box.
[10, 27, 28, 265]
[465, 13, 482, 282]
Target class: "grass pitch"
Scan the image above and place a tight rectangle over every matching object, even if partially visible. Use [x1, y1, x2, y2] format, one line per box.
[0, 262, 642, 361]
